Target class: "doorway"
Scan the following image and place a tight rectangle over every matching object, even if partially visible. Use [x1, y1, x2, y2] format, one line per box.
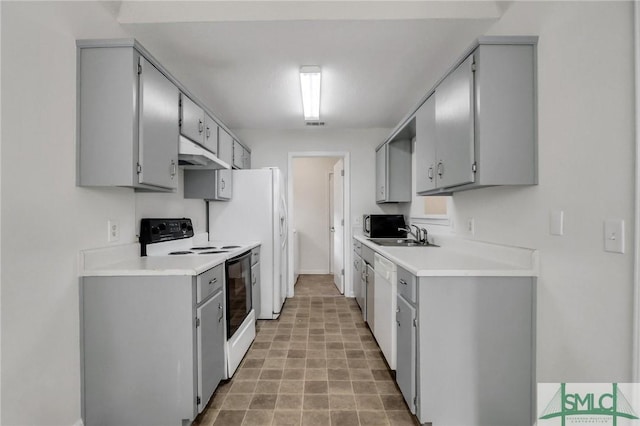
[287, 152, 351, 298]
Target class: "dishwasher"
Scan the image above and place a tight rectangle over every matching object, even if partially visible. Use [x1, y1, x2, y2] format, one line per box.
[373, 252, 397, 370]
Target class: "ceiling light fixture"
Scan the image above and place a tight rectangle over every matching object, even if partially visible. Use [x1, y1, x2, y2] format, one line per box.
[299, 66, 321, 122]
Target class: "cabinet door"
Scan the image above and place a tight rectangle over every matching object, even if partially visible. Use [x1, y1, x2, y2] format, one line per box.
[352, 255, 361, 309]
[415, 94, 437, 193]
[435, 54, 475, 189]
[233, 140, 244, 169]
[196, 290, 225, 413]
[251, 262, 261, 318]
[396, 295, 416, 414]
[218, 128, 234, 166]
[243, 148, 251, 169]
[180, 94, 205, 145]
[366, 265, 375, 331]
[138, 57, 179, 190]
[216, 169, 233, 200]
[203, 114, 218, 155]
[375, 145, 387, 202]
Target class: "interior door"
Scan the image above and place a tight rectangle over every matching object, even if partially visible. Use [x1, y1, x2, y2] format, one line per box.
[435, 53, 475, 189]
[332, 159, 344, 294]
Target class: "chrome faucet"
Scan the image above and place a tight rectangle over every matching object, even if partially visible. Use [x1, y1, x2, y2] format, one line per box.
[398, 226, 423, 243]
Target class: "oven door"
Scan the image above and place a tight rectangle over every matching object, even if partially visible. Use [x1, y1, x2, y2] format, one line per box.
[225, 250, 252, 339]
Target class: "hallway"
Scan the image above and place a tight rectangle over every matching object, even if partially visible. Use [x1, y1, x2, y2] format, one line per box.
[194, 274, 417, 426]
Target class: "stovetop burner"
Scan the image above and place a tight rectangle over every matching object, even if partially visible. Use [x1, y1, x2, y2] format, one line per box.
[191, 246, 219, 250]
[222, 245, 241, 249]
[199, 250, 229, 254]
[169, 251, 193, 255]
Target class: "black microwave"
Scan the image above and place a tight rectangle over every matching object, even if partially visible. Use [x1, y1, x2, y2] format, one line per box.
[363, 214, 407, 238]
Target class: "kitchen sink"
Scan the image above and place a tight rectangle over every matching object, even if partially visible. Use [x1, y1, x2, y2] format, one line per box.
[368, 238, 439, 247]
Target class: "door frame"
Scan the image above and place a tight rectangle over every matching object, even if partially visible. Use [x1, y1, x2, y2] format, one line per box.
[287, 151, 351, 298]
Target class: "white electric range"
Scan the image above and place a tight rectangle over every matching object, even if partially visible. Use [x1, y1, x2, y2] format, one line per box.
[140, 218, 258, 379]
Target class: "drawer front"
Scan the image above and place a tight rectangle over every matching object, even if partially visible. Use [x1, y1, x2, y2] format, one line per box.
[361, 245, 375, 266]
[397, 266, 417, 304]
[353, 239, 362, 256]
[197, 264, 224, 304]
[251, 247, 260, 266]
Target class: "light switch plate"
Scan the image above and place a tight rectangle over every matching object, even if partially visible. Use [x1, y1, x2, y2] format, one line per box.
[604, 219, 624, 253]
[550, 210, 564, 236]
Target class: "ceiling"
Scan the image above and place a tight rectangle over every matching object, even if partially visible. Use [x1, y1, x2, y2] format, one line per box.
[114, 1, 507, 130]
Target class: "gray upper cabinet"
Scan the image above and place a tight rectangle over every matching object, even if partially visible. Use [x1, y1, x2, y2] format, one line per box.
[180, 94, 205, 146]
[233, 140, 244, 169]
[414, 37, 537, 195]
[375, 139, 411, 203]
[180, 96, 218, 156]
[415, 95, 437, 193]
[435, 54, 475, 189]
[203, 114, 218, 155]
[184, 169, 232, 201]
[218, 128, 234, 166]
[78, 46, 179, 191]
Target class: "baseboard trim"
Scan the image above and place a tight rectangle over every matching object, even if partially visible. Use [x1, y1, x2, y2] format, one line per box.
[298, 270, 331, 275]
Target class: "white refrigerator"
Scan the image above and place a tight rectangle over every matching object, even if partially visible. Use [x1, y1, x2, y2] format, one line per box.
[209, 168, 288, 320]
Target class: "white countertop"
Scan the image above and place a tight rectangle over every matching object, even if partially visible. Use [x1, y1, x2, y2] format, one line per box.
[79, 240, 260, 277]
[354, 235, 538, 277]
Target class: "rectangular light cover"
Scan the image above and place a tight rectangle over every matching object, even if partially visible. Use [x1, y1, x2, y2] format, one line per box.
[300, 66, 321, 121]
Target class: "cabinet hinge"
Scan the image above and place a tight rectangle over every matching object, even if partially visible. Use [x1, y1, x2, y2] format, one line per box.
[340, 169, 344, 177]
[196, 396, 201, 405]
[413, 318, 417, 328]
[137, 63, 142, 75]
[413, 397, 417, 406]
[195, 317, 200, 327]
[178, 118, 182, 128]
[472, 162, 477, 173]
[471, 61, 477, 72]
[341, 269, 344, 276]
[136, 162, 142, 175]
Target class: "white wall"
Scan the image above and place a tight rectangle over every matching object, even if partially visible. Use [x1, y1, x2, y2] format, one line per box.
[235, 128, 399, 232]
[0, 3, 206, 425]
[447, 1, 634, 382]
[292, 157, 339, 274]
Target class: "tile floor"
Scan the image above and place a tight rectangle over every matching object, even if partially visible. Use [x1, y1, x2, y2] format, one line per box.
[193, 274, 418, 426]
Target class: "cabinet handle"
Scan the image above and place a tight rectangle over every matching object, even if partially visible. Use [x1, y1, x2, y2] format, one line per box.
[437, 161, 444, 177]
[208, 277, 217, 286]
[252, 275, 257, 285]
[198, 119, 204, 134]
[206, 126, 211, 139]
[428, 166, 434, 181]
[399, 279, 407, 286]
[397, 320, 401, 327]
[218, 303, 223, 322]
[220, 179, 225, 190]
[170, 160, 177, 178]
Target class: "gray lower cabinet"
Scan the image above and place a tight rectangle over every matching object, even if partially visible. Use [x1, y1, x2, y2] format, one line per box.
[395, 266, 535, 426]
[375, 139, 411, 203]
[395, 294, 417, 414]
[415, 38, 537, 195]
[81, 266, 225, 426]
[184, 169, 232, 201]
[251, 247, 261, 318]
[77, 45, 179, 191]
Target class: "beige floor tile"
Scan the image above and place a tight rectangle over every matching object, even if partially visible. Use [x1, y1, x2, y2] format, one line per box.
[302, 410, 330, 426]
[272, 410, 303, 425]
[329, 410, 359, 426]
[358, 410, 390, 425]
[277, 394, 304, 410]
[303, 395, 330, 410]
[242, 410, 274, 426]
[355, 394, 384, 410]
[213, 410, 246, 426]
[329, 394, 356, 410]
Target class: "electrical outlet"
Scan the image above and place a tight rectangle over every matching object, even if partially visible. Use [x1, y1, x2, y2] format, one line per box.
[604, 219, 624, 254]
[466, 217, 475, 235]
[108, 220, 120, 242]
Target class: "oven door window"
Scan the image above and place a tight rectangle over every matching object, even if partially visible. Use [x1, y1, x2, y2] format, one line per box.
[226, 253, 252, 339]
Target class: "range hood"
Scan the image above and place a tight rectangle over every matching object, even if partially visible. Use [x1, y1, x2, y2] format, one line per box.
[178, 136, 230, 169]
